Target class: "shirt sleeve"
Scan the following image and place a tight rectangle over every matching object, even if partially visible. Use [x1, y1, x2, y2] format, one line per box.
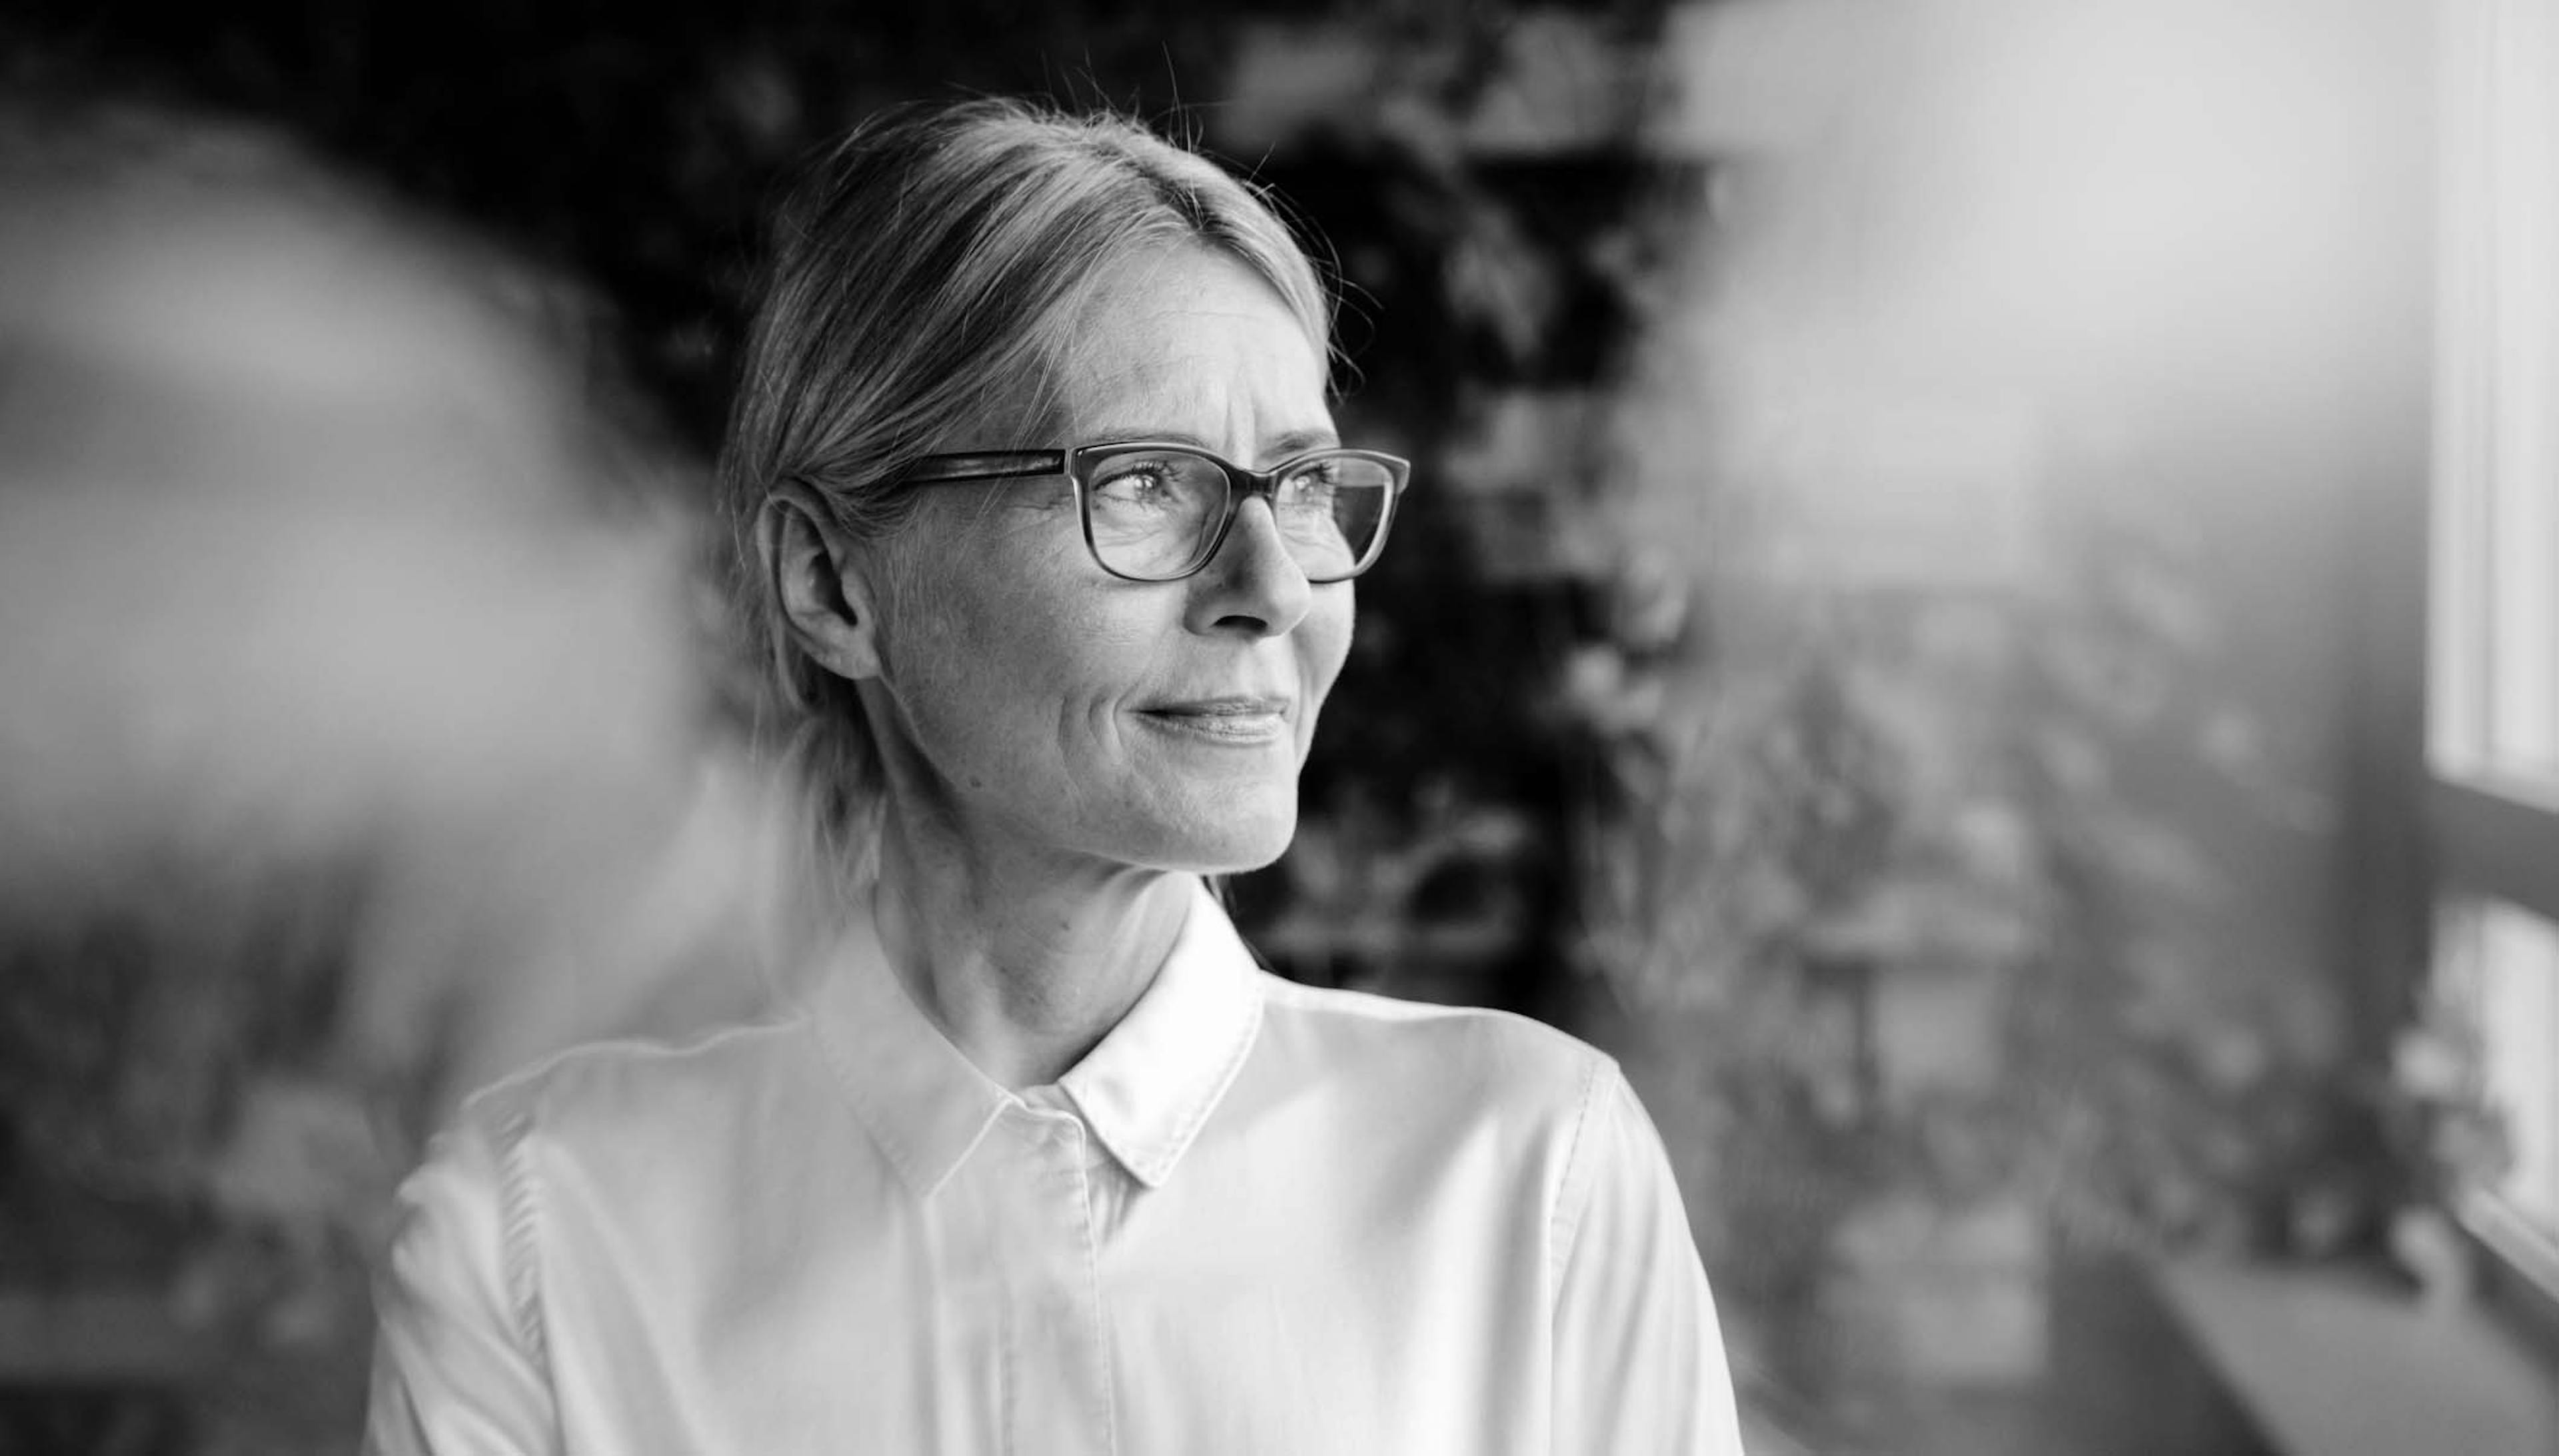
[363, 1104, 562, 1456]
[1549, 1060, 1747, 1455]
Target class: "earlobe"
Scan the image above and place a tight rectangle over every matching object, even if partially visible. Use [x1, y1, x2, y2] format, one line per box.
[758, 482, 885, 682]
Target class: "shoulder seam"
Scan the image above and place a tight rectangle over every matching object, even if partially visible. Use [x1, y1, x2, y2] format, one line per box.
[477, 1016, 794, 1101]
[490, 1099, 555, 1388]
[1546, 1052, 1614, 1308]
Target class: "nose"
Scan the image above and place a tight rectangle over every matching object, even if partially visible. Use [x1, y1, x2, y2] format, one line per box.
[1182, 497, 1314, 638]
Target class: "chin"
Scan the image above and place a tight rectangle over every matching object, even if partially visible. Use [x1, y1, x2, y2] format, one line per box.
[1202, 829, 1295, 875]
[1127, 798, 1298, 875]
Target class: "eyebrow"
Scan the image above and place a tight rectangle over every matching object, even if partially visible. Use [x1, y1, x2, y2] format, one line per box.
[1084, 425, 1342, 457]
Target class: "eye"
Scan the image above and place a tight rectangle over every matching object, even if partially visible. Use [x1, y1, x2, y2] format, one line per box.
[1090, 462, 1180, 513]
[1278, 459, 1345, 513]
[1086, 450, 1227, 520]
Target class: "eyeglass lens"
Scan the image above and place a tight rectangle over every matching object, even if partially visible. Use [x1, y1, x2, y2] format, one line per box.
[1082, 447, 1396, 581]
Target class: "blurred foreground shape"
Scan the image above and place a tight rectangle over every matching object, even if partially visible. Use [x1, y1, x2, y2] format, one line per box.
[0, 102, 790, 1451]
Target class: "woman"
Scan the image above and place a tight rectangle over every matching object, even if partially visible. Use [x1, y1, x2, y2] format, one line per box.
[365, 99, 1743, 1455]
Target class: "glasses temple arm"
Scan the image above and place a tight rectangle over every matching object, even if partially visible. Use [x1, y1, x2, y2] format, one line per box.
[896, 449, 1070, 485]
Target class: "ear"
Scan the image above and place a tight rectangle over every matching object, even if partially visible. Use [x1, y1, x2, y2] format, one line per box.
[757, 481, 887, 683]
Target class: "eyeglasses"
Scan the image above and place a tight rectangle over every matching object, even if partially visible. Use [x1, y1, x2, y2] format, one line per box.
[896, 441, 1412, 584]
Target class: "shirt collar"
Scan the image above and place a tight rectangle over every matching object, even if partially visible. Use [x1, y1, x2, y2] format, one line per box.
[1057, 879, 1265, 1189]
[803, 906, 1010, 1202]
[802, 876, 1264, 1199]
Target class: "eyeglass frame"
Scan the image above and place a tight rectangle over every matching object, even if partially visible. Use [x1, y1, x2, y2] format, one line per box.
[892, 440, 1413, 584]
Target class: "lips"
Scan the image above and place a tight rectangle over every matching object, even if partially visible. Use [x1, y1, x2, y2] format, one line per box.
[1142, 695, 1291, 718]
[1135, 695, 1294, 743]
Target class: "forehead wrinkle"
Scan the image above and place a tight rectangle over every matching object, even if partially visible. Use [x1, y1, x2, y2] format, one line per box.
[1068, 341, 1330, 464]
[1059, 248, 1328, 452]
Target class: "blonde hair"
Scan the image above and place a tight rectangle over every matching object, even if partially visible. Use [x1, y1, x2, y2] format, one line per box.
[717, 98, 1334, 873]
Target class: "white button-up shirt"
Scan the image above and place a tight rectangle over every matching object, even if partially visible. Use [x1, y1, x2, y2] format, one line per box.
[363, 880, 1744, 1453]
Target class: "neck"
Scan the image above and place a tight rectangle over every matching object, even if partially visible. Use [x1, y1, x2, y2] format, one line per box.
[865, 802, 1194, 1091]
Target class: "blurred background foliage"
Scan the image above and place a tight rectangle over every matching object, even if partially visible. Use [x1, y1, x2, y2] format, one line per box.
[0, 2, 2438, 1453]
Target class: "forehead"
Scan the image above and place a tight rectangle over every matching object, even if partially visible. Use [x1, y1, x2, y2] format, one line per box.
[1058, 246, 1331, 449]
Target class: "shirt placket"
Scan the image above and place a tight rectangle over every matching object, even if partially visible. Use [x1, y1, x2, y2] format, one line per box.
[992, 1103, 1116, 1456]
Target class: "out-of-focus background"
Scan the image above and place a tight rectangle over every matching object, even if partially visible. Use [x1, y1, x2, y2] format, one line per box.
[0, 0, 2547, 1451]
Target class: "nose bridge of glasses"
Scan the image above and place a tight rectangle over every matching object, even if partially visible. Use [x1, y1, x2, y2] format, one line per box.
[1220, 456, 1285, 504]
[1186, 456, 1283, 568]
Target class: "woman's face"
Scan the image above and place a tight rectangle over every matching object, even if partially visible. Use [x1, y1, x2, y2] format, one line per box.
[860, 245, 1353, 875]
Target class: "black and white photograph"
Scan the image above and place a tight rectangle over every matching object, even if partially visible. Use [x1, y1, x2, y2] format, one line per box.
[0, 1, 2534, 1452]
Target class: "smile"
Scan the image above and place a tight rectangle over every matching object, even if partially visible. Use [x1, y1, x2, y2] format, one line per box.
[1135, 697, 1293, 745]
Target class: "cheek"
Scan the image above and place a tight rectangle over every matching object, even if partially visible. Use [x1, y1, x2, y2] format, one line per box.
[904, 574, 1162, 755]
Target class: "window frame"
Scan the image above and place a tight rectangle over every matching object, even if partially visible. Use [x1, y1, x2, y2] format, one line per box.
[2429, 0, 2559, 1338]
